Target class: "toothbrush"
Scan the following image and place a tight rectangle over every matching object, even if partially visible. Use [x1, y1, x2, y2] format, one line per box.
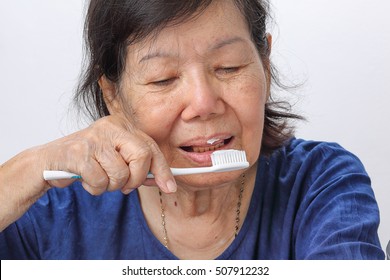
[43, 149, 249, 180]
[148, 149, 248, 178]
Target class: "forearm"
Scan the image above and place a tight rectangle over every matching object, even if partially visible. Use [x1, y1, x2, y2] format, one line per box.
[0, 147, 50, 231]
[0, 116, 176, 231]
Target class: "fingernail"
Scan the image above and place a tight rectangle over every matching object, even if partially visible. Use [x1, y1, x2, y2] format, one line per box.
[122, 188, 133, 195]
[166, 179, 177, 193]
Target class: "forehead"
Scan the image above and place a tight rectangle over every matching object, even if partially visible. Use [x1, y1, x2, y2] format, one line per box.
[128, 0, 251, 61]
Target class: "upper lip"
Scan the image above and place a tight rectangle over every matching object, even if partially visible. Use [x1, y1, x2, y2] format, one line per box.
[178, 134, 233, 147]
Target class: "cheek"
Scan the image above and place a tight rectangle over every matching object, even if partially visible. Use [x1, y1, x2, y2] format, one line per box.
[232, 76, 266, 162]
[230, 73, 266, 125]
[244, 100, 264, 158]
[116, 72, 176, 139]
[129, 94, 179, 142]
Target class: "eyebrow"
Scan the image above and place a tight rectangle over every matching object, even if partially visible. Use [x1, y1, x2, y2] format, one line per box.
[209, 36, 247, 51]
[138, 36, 247, 64]
[139, 50, 174, 64]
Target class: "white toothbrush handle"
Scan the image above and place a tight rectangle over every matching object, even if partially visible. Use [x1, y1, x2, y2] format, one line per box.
[146, 162, 248, 178]
[43, 170, 82, 180]
[44, 163, 248, 180]
[146, 167, 214, 179]
[43, 168, 214, 180]
[43, 168, 213, 180]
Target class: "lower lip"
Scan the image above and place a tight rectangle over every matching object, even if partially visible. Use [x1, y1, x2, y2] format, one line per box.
[179, 137, 234, 166]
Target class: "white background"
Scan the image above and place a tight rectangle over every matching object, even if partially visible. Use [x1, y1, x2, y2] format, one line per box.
[0, 1, 389, 250]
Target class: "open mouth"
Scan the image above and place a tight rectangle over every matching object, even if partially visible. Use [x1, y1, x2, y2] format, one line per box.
[180, 136, 233, 153]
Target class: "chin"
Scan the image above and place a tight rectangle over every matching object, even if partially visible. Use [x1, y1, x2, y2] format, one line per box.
[175, 169, 245, 190]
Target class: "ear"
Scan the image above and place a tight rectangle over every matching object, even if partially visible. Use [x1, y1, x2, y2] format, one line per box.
[264, 33, 272, 100]
[265, 33, 272, 56]
[98, 75, 121, 114]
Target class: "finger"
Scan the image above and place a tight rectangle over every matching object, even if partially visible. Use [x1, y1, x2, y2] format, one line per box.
[115, 133, 153, 192]
[47, 178, 78, 188]
[121, 147, 153, 194]
[144, 138, 177, 193]
[78, 159, 109, 196]
[94, 146, 130, 192]
[117, 133, 176, 193]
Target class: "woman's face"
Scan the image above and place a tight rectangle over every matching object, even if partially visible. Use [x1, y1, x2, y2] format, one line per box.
[112, 0, 269, 188]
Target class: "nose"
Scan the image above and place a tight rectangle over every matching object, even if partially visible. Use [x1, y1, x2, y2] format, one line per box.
[181, 71, 225, 121]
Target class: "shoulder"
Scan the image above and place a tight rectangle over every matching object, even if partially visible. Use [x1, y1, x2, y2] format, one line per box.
[261, 138, 368, 184]
[255, 137, 379, 236]
[257, 139, 383, 259]
[273, 138, 363, 166]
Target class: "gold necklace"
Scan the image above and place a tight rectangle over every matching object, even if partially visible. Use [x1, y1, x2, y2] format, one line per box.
[158, 173, 245, 249]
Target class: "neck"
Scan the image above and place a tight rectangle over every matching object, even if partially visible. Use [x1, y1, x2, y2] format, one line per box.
[138, 164, 257, 259]
[165, 182, 239, 217]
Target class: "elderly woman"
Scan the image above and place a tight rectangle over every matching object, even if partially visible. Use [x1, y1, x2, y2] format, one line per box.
[0, 0, 384, 259]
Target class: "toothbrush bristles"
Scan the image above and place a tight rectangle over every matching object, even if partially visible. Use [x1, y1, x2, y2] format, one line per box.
[211, 150, 247, 166]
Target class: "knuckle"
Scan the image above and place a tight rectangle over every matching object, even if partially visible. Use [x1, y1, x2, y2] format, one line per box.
[89, 189, 105, 196]
[82, 182, 106, 196]
[135, 145, 153, 161]
[67, 139, 91, 156]
[114, 167, 130, 180]
[108, 168, 130, 188]
[123, 179, 141, 192]
[81, 166, 108, 189]
[129, 175, 144, 189]
[94, 175, 109, 189]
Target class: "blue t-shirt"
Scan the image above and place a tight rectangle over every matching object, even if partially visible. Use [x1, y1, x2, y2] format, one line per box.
[0, 139, 385, 259]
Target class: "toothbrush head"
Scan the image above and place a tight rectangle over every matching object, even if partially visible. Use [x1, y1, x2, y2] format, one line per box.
[210, 149, 249, 172]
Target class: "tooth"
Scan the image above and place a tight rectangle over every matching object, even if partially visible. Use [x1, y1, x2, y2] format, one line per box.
[190, 141, 226, 153]
[193, 147, 205, 153]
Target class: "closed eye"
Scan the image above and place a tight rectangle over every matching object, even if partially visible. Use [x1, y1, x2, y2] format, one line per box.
[150, 77, 176, 87]
[216, 66, 240, 75]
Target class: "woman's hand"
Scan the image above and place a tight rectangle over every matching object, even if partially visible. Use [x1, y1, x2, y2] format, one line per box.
[0, 115, 176, 231]
[42, 115, 176, 195]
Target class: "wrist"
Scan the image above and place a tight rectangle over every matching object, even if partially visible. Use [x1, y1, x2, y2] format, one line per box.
[0, 147, 50, 230]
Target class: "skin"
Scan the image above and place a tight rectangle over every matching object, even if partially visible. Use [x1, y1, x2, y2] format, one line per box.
[0, 0, 271, 259]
